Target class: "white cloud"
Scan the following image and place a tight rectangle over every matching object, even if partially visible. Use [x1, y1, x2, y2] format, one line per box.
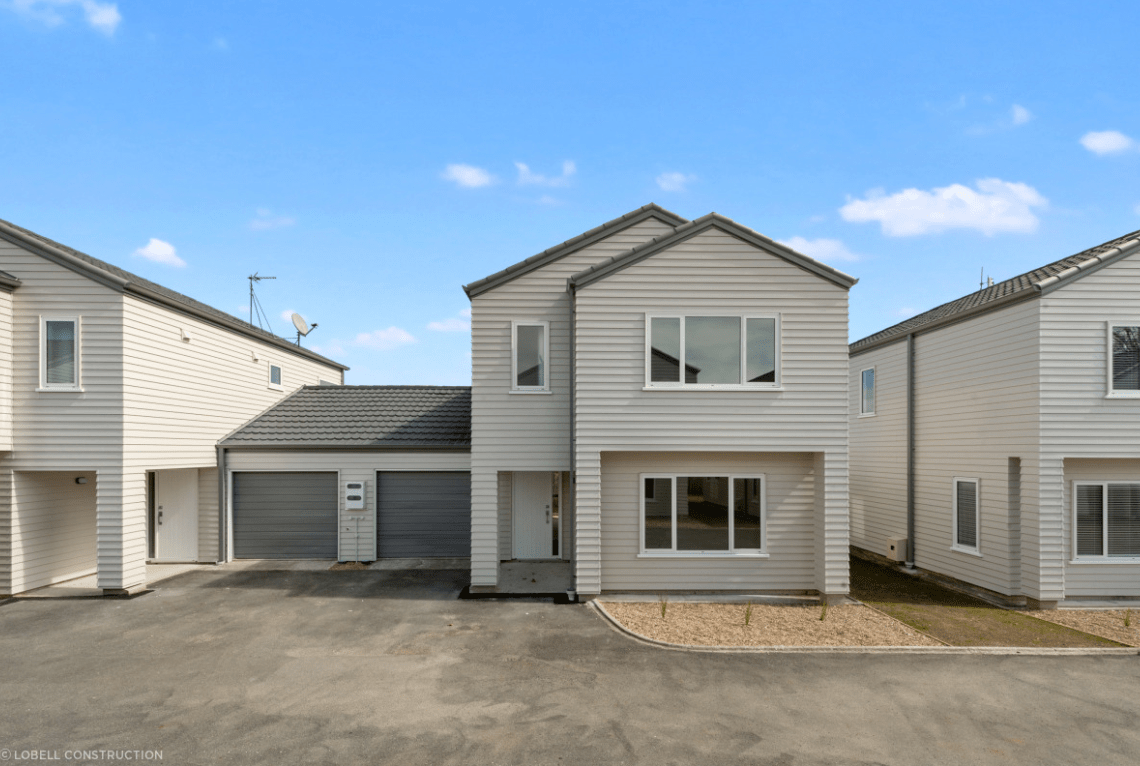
[250, 208, 295, 230]
[516, 160, 576, 187]
[442, 164, 495, 188]
[213, 36, 228, 50]
[839, 178, 1047, 237]
[133, 238, 186, 267]
[7, 0, 120, 35]
[280, 309, 297, 322]
[428, 309, 472, 332]
[1080, 130, 1136, 155]
[353, 327, 416, 350]
[778, 237, 861, 263]
[656, 172, 697, 193]
[1010, 104, 1033, 125]
[460, 308, 471, 318]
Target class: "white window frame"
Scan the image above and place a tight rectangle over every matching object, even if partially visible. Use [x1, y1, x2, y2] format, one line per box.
[1071, 480, 1140, 562]
[510, 320, 551, 394]
[268, 363, 283, 391]
[1106, 322, 1140, 398]
[951, 477, 981, 556]
[643, 313, 781, 391]
[37, 315, 82, 392]
[859, 367, 876, 416]
[638, 473, 768, 558]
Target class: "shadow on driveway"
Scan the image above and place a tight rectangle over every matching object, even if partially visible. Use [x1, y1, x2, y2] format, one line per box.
[166, 567, 470, 601]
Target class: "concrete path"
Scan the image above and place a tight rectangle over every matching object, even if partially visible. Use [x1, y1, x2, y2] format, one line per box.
[2, 567, 1139, 765]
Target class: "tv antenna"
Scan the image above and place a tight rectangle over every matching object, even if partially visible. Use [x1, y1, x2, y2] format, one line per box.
[291, 312, 318, 347]
[248, 273, 276, 332]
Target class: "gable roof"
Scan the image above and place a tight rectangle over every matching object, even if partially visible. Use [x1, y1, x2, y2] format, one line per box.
[0, 217, 348, 371]
[850, 227, 1140, 357]
[0, 269, 20, 292]
[219, 385, 471, 449]
[463, 203, 688, 298]
[567, 212, 858, 290]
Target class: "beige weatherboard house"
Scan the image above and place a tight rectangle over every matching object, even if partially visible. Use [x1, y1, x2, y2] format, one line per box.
[464, 204, 857, 600]
[849, 227, 1140, 607]
[0, 218, 346, 597]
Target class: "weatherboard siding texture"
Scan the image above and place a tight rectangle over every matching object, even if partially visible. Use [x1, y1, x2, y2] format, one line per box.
[572, 228, 851, 594]
[469, 217, 675, 587]
[226, 450, 471, 563]
[8, 471, 98, 593]
[0, 289, 13, 452]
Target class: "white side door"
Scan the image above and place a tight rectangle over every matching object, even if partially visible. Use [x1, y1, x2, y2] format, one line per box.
[512, 472, 553, 559]
[155, 469, 199, 562]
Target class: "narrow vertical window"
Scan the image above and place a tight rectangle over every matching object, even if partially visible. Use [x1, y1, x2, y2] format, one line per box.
[512, 322, 548, 390]
[1111, 325, 1140, 393]
[649, 317, 682, 383]
[269, 364, 282, 388]
[41, 318, 78, 389]
[953, 478, 979, 553]
[1076, 484, 1104, 557]
[643, 477, 673, 550]
[861, 368, 876, 414]
[746, 318, 776, 383]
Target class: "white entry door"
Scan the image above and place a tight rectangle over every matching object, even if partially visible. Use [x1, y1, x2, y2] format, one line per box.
[513, 472, 554, 559]
[155, 469, 199, 562]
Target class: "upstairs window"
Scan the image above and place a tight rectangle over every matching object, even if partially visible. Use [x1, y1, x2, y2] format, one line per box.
[512, 321, 549, 392]
[40, 317, 79, 390]
[1110, 324, 1140, 396]
[1075, 482, 1140, 559]
[268, 364, 283, 390]
[646, 314, 778, 388]
[952, 478, 980, 554]
[860, 368, 876, 415]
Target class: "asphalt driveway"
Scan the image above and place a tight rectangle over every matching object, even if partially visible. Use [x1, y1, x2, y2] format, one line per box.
[2, 568, 1139, 766]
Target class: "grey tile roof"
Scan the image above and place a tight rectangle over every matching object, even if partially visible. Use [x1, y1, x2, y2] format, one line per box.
[0, 217, 348, 371]
[850, 227, 1140, 355]
[462, 203, 688, 298]
[220, 385, 472, 448]
[568, 212, 858, 290]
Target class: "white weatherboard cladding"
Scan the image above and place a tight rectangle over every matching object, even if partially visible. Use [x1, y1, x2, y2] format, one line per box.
[10, 471, 97, 593]
[0, 290, 12, 451]
[198, 467, 219, 562]
[1062, 459, 1140, 596]
[468, 217, 676, 587]
[600, 452, 817, 591]
[226, 450, 471, 563]
[573, 228, 851, 594]
[848, 342, 908, 556]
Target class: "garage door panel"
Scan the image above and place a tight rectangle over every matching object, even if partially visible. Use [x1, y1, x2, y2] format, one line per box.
[233, 472, 338, 559]
[377, 472, 470, 558]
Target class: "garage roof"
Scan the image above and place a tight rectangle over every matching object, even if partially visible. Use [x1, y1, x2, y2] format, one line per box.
[220, 385, 471, 449]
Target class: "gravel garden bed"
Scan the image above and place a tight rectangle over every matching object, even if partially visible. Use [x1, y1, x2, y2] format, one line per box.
[1025, 609, 1140, 647]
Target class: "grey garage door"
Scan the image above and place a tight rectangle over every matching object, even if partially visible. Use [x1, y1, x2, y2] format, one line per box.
[232, 472, 338, 559]
[377, 472, 471, 558]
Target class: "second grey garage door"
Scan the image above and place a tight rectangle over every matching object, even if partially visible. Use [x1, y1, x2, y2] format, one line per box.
[377, 472, 471, 557]
[232, 472, 338, 559]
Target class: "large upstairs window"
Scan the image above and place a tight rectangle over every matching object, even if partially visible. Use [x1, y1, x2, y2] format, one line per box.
[646, 314, 779, 389]
[1109, 324, 1140, 397]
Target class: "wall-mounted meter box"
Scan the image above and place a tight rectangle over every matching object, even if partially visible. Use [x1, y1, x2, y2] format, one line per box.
[344, 481, 367, 512]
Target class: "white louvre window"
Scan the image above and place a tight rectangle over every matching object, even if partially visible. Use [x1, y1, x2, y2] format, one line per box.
[511, 321, 549, 391]
[1109, 325, 1140, 396]
[640, 474, 765, 555]
[41, 317, 79, 389]
[860, 368, 876, 415]
[646, 314, 778, 388]
[953, 478, 979, 553]
[1074, 482, 1140, 559]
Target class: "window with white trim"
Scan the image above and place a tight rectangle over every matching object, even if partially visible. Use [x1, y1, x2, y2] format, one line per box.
[511, 321, 548, 391]
[642, 474, 765, 554]
[40, 317, 79, 390]
[1109, 324, 1140, 396]
[860, 367, 876, 415]
[1074, 482, 1140, 559]
[952, 478, 980, 553]
[268, 364, 283, 389]
[646, 314, 778, 388]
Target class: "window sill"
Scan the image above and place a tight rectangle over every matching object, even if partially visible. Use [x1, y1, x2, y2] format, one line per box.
[857, 412, 877, 418]
[638, 552, 769, 559]
[509, 389, 552, 395]
[951, 545, 983, 558]
[36, 386, 84, 393]
[642, 386, 783, 392]
[267, 384, 284, 392]
[1070, 557, 1140, 564]
[1104, 392, 1140, 399]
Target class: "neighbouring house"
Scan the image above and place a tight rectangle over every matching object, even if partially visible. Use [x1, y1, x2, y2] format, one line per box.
[464, 204, 857, 599]
[0, 218, 347, 596]
[849, 228, 1140, 607]
[216, 385, 471, 562]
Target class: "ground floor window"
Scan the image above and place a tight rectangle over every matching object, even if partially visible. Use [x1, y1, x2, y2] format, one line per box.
[1074, 482, 1140, 558]
[952, 478, 980, 554]
[641, 474, 764, 554]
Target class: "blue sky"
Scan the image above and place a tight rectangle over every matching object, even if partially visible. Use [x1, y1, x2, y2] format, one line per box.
[2, 1, 1138, 384]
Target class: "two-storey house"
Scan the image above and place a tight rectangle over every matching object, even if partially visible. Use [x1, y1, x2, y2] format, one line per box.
[0, 218, 346, 597]
[465, 205, 856, 599]
[850, 227, 1140, 607]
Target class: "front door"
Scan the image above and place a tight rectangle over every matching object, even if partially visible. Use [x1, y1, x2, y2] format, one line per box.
[513, 472, 555, 559]
[155, 469, 199, 561]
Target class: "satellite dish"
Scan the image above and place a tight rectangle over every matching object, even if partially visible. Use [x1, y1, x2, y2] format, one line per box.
[291, 313, 311, 336]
